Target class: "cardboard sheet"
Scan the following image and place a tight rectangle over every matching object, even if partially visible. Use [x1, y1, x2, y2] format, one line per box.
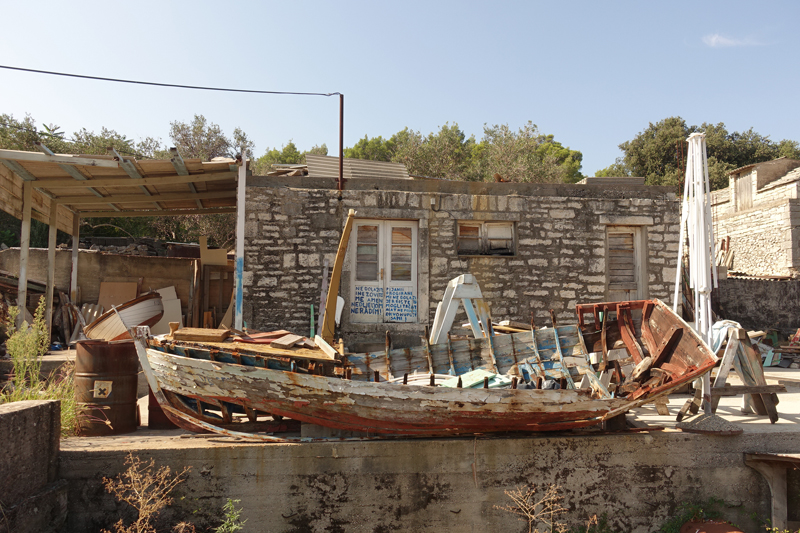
[97, 282, 138, 311]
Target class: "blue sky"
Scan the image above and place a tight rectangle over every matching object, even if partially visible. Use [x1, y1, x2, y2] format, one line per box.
[1, 0, 797, 175]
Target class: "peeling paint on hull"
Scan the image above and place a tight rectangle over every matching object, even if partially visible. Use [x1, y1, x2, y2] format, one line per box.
[134, 298, 717, 439]
[146, 348, 627, 435]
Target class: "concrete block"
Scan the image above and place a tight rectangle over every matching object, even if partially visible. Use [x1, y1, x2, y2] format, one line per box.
[0, 400, 66, 533]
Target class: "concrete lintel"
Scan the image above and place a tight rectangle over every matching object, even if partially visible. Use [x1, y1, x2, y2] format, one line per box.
[599, 215, 654, 226]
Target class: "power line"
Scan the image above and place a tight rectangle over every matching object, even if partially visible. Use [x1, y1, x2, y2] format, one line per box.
[0, 64, 340, 97]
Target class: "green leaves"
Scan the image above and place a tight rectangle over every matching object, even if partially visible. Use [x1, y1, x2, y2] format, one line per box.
[342, 121, 583, 183]
[169, 114, 254, 161]
[611, 116, 800, 190]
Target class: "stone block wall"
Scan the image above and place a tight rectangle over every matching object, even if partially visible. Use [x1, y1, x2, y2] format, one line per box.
[0, 400, 67, 533]
[712, 167, 800, 278]
[713, 197, 800, 277]
[244, 177, 679, 349]
[715, 278, 800, 337]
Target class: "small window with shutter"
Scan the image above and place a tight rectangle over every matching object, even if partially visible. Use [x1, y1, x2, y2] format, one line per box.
[457, 221, 515, 256]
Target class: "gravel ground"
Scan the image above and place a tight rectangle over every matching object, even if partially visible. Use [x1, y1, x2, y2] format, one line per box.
[676, 413, 743, 434]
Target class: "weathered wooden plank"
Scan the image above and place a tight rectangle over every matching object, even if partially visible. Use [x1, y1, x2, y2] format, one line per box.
[270, 334, 304, 349]
[711, 385, 787, 397]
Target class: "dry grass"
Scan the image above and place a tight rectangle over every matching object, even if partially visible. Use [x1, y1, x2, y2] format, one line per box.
[102, 453, 191, 533]
[495, 483, 569, 533]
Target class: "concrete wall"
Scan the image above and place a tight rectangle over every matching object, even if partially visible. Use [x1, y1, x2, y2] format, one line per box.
[0, 400, 66, 533]
[57, 430, 798, 533]
[244, 177, 679, 349]
[0, 248, 195, 309]
[716, 278, 800, 337]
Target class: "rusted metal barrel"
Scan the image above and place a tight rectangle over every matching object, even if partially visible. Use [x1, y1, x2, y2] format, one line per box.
[148, 388, 177, 429]
[75, 340, 139, 436]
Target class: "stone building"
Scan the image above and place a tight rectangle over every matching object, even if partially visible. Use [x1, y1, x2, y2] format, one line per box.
[711, 158, 800, 278]
[242, 173, 680, 350]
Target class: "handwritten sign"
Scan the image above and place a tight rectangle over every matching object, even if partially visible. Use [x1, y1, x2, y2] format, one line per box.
[385, 287, 417, 322]
[351, 285, 417, 322]
[351, 286, 384, 317]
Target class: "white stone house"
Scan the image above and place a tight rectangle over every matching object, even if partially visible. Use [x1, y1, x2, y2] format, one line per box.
[711, 158, 800, 278]
[243, 166, 680, 350]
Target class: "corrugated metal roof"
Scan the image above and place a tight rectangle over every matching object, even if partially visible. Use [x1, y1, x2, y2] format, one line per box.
[305, 154, 409, 180]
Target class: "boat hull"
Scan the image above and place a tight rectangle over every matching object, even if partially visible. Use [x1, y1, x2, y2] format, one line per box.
[85, 293, 164, 341]
[134, 297, 718, 438]
[144, 347, 630, 435]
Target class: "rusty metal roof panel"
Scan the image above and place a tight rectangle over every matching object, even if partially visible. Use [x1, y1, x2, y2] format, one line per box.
[305, 154, 409, 180]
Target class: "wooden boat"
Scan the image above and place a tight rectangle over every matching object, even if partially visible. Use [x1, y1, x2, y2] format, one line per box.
[132, 298, 718, 440]
[85, 292, 164, 342]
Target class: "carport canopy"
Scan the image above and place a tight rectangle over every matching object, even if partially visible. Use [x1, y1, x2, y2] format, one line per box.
[0, 145, 249, 331]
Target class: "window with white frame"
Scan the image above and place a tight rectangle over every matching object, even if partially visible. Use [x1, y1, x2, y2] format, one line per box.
[457, 221, 515, 256]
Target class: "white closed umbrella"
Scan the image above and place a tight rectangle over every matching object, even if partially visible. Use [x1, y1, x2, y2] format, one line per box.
[673, 132, 717, 413]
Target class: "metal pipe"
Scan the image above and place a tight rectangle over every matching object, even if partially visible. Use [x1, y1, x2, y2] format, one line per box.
[338, 94, 344, 191]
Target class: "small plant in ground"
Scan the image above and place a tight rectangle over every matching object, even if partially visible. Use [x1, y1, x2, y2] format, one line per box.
[4, 297, 48, 392]
[495, 483, 569, 533]
[102, 452, 191, 533]
[214, 498, 246, 533]
[567, 513, 615, 533]
[171, 522, 197, 533]
[659, 498, 726, 533]
[759, 516, 800, 533]
[1, 298, 79, 435]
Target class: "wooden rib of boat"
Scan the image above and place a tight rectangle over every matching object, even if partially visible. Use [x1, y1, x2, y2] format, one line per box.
[132, 298, 717, 440]
[85, 292, 164, 342]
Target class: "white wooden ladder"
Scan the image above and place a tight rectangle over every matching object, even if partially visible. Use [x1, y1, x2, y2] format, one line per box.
[428, 274, 495, 345]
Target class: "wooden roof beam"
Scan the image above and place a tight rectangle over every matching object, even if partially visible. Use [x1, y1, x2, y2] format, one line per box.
[188, 183, 204, 208]
[78, 207, 236, 218]
[169, 147, 189, 176]
[0, 148, 119, 168]
[32, 170, 236, 189]
[109, 148, 143, 179]
[35, 142, 91, 181]
[54, 189, 236, 205]
[108, 148, 153, 198]
[1, 159, 37, 181]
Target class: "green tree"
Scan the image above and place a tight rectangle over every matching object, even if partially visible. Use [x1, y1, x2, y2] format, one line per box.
[595, 158, 630, 177]
[252, 142, 328, 175]
[480, 122, 583, 184]
[344, 122, 582, 183]
[344, 135, 395, 161]
[169, 114, 252, 161]
[71, 126, 166, 160]
[611, 117, 800, 190]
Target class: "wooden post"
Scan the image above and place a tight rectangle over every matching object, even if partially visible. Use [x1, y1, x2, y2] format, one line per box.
[233, 150, 246, 330]
[317, 258, 329, 336]
[321, 209, 356, 344]
[45, 203, 58, 338]
[17, 181, 32, 326]
[70, 214, 80, 305]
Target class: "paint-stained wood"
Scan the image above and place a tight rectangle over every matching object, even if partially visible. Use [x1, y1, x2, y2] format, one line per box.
[172, 327, 230, 342]
[135, 298, 719, 439]
[321, 209, 355, 343]
[270, 334, 304, 349]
